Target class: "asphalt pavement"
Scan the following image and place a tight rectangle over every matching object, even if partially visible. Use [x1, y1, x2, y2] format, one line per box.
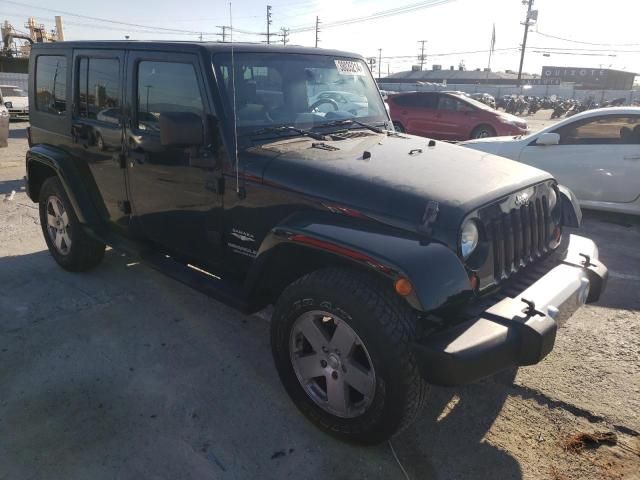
[1, 118, 639, 480]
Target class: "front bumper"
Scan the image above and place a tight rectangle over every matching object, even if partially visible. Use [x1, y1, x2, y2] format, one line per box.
[414, 234, 608, 386]
[8, 109, 29, 118]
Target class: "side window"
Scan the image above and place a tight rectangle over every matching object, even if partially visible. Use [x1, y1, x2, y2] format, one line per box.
[392, 95, 416, 108]
[77, 57, 121, 123]
[415, 94, 437, 109]
[554, 116, 640, 145]
[35, 55, 67, 115]
[136, 61, 203, 131]
[438, 95, 464, 112]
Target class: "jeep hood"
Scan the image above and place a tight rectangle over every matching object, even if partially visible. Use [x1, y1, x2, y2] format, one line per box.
[248, 132, 552, 234]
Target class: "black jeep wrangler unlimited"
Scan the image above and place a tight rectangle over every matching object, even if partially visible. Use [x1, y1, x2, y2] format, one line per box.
[26, 41, 607, 444]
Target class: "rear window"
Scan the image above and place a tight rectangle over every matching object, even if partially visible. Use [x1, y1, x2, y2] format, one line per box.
[77, 57, 121, 123]
[35, 55, 67, 115]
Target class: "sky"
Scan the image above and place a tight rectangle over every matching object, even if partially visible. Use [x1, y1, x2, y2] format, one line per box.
[3, 0, 640, 77]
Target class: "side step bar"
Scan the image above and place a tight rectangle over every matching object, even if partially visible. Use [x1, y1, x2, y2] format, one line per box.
[87, 227, 250, 313]
[140, 251, 250, 313]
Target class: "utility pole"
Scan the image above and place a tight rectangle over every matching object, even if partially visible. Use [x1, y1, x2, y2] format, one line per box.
[418, 40, 427, 70]
[517, 0, 534, 87]
[216, 25, 229, 42]
[315, 16, 320, 48]
[378, 48, 382, 80]
[280, 27, 289, 45]
[266, 5, 273, 45]
[367, 57, 376, 75]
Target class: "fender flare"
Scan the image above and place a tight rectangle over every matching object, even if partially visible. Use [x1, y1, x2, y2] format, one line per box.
[245, 213, 472, 312]
[558, 184, 582, 228]
[26, 145, 106, 226]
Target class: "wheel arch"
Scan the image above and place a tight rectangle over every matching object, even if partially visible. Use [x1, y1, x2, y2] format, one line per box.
[244, 214, 472, 313]
[26, 145, 106, 226]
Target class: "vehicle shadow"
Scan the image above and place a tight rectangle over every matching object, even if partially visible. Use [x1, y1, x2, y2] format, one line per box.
[0, 178, 25, 196]
[391, 370, 522, 479]
[0, 248, 524, 480]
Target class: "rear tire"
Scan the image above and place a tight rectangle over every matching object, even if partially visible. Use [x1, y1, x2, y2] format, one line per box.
[471, 124, 497, 139]
[392, 121, 406, 133]
[39, 176, 105, 272]
[271, 268, 428, 445]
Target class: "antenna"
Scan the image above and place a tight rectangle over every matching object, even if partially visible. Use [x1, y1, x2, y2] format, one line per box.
[229, 2, 240, 195]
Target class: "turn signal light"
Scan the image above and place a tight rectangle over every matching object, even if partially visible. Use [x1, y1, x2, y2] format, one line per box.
[394, 278, 413, 296]
[553, 225, 562, 243]
[469, 274, 479, 291]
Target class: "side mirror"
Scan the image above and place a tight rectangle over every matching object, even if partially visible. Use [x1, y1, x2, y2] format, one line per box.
[159, 112, 203, 147]
[537, 132, 560, 146]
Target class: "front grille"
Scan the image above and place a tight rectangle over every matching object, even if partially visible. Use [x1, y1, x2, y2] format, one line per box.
[489, 195, 552, 281]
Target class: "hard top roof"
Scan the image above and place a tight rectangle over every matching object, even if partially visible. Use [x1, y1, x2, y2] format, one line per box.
[31, 41, 362, 60]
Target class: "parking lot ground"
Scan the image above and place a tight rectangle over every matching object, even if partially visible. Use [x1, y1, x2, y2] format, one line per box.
[1, 121, 639, 480]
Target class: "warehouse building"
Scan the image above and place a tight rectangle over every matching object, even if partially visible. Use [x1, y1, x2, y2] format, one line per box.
[381, 65, 547, 86]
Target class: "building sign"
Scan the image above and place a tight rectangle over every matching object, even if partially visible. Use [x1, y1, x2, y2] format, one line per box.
[542, 66, 608, 83]
[540, 66, 636, 89]
[523, 78, 560, 86]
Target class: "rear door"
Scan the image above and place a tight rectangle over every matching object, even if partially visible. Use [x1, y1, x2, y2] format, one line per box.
[71, 49, 128, 226]
[124, 50, 224, 265]
[519, 114, 640, 203]
[434, 94, 471, 140]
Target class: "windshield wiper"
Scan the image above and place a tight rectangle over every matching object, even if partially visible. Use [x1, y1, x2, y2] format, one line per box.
[249, 125, 327, 141]
[315, 119, 385, 134]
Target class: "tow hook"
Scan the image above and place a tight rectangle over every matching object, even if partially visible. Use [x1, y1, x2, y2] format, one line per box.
[579, 253, 593, 267]
[521, 298, 545, 317]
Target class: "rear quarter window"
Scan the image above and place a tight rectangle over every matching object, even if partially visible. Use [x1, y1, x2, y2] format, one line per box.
[35, 55, 67, 115]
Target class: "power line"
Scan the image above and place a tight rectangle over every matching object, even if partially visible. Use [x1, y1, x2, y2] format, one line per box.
[0, 0, 219, 35]
[289, 0, 457, 33]
[533, 30, 640, 47]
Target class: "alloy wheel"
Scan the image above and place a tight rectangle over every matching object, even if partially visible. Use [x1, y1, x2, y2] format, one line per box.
[46, 195, 72, 255]
[289, 310, 376, 418]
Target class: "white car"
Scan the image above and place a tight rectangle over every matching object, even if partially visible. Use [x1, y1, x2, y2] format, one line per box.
[461, 107, 640, 215]
[0, 85, 29, 118]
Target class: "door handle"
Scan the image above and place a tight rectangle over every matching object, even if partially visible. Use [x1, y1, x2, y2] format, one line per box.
[624, 155, 640, 160]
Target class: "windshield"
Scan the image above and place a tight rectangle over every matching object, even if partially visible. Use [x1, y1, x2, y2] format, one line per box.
[461, 95, 495, 111]
[0, 87, 27, 97]
[212, 53, 388, 135]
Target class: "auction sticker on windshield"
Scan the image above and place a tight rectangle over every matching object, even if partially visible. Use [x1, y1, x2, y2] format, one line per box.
[335, 60, 366, 76]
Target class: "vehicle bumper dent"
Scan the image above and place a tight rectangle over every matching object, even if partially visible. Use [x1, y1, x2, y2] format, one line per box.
[414, 234, 607, 386]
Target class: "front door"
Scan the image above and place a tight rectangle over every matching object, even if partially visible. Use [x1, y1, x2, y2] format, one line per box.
[124, 51, 223, 266]
[519, 114, 640, 204]
[71, 50, 127, 226]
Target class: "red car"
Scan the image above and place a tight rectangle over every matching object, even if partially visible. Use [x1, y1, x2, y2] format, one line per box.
[388, 91, 528, 141]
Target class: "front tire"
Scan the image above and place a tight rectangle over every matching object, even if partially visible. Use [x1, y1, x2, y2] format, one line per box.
[271, 268, 428, 444]
[471, 124, 497, 139]
[39, 176, 105, 272]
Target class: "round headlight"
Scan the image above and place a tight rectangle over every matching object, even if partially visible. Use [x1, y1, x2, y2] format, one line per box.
[4, 101, 12, 109]
[548, 187, 558, 211]
[461, 220, 479, 259]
